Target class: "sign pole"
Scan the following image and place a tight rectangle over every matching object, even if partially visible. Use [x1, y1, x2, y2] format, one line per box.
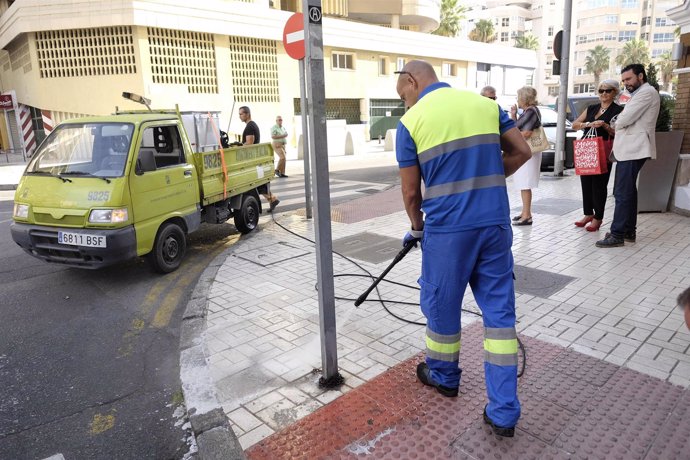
[299, 60, 313, 219]
[302, 0, 341, 385]
[554, 1, 573, 176]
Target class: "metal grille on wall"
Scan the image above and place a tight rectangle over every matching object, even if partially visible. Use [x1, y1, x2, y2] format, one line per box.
[294, 98, 361, 124]
[148, 28, 218, 94]
[370, 99, 405, 117]
[36, 27, 136, 78]
[228, 37, 279, 103]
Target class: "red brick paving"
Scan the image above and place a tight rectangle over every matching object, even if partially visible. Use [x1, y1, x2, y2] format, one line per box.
[245, 322, 690, 459]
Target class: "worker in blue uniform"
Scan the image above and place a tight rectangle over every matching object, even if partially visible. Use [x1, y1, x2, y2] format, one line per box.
[395, 60, 532, 437]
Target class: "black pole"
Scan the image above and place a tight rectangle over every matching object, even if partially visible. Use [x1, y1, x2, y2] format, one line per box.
[354, 241, 417, 306]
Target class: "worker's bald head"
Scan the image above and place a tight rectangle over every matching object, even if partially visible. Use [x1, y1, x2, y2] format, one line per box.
[395, 60, 439, 109]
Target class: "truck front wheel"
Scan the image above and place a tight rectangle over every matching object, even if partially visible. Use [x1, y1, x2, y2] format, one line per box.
[234, 194, 259, 234]
[148, 222, 187, 273]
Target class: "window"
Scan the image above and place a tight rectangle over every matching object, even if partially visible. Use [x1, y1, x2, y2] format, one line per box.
[619, 31, 636, 42]
[502, 18, 509, 27]
[379, 57, 388, 76]
[641, 16, 651, 26]
[655, 18, 672, 27]
[501, 32, 509, 42]
[139, 125, 185, 169]
[652, 48, 665, 57]
[545, 70, 552, 78]
[641, 32, 649, 40]
[653, 33, 674, 43]
[442, 62, 457, 77]
[606, 15, 618, 24]
[576, 67, 584, 76]
[621, 0, 638, 7]
[29, 106, 46, 147]
[332, 52, 354, 70]
[548, 26, 554, 37]
[574, 83, 593, 93]
[548, 86, 559, 96]
[547, 40, 553, 50]
[396, 57, 405, 71]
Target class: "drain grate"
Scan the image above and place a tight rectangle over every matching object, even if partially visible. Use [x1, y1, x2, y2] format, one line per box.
[234, 242, 310, 267]
[332, 232, 401, 264]
[514, 264, 576, 298]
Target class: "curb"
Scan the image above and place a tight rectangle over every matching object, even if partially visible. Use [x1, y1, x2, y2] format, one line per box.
[0, 184, 17, 191]
[179, 245, 247, 460]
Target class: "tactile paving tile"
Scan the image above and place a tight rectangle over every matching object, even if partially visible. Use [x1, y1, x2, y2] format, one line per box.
[519, 367, 599, 414]
[645, 390, 690, 460]
[450, 418, 556, 459]
[295, 186, 403, 224]
[547, 348, 618, 387]
[516, 399, 576, 444]
[554, 367, 684, 459]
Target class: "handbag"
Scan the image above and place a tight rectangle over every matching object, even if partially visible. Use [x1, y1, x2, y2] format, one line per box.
[574, 128, 608, 175]
[525, 109, 550, 153]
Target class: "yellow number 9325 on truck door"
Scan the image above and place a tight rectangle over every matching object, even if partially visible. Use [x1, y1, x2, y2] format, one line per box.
[11, 98, 274, 273]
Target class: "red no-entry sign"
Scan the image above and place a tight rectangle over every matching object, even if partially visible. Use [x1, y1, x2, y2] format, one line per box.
[283, 13, 305, 60]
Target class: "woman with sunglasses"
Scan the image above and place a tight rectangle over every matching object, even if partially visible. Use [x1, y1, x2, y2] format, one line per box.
[571, 79, 624, 232]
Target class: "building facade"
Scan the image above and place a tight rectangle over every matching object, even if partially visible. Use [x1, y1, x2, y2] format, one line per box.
[0, 0, 537, 157]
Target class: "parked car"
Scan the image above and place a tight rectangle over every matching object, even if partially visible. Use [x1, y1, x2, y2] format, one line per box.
[556, 91, 674, 122]
[537, 106, 578, 171]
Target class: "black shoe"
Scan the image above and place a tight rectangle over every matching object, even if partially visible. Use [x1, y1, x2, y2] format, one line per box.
[512, 215, 522, 221]
[279, 172, 288, 178]
[483, 406, 515, 437]
[416, 362, 458, 397]
[596, 233, 624, 248]
[268, 199, 280, 213]
[512, 217, 532, 226]
[624, 232, 636, 242]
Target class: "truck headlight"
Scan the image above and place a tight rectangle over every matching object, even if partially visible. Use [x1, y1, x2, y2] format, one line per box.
[89, 208, 128, 223]
[13, 203, 29, 219]
[549, 142, 555, 150]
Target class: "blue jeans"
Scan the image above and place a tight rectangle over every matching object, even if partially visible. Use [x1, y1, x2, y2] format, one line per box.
[611, 158, 647, 238]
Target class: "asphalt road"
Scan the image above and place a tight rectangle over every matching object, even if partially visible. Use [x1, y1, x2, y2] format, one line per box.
[0, 164, 399, 459]
[0, 192, 236, 460]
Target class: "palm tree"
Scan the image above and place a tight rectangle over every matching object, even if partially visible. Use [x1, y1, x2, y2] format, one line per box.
[615, 39, 650, 67]
[432, 0, 467, 38]
[468, 19, 496, 43]
[584, 45, 611, 88]
[657, 52, 676, 92]
[514, 33, 539, 51]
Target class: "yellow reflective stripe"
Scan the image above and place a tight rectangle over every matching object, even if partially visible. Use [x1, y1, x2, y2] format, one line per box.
[426, 336, 461, 354]
[400, 87, 501, 153]
[483, 338, 518, 355]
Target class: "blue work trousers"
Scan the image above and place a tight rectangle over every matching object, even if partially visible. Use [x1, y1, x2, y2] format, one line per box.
[611, 158, 647, 238]
[420, 225, 520, 428]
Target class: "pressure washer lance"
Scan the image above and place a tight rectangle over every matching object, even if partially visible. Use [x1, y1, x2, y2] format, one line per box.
[353, 238, 527, 378]
[354, 239, 417, 307]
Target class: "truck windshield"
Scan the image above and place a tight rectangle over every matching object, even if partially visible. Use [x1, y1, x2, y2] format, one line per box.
[26, 123, 134, 178]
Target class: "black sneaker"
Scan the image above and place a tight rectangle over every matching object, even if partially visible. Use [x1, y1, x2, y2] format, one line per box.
[483, 406, 515, 437]
[605, 231, 636, 243]
[416, 362, 458, 397]
[268, 199, 280, 213]
[279, 172, 288, 178]
[596, 234, 624, 248]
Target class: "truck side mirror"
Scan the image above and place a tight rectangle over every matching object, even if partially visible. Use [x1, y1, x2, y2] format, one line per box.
[135, 159, 144, 175]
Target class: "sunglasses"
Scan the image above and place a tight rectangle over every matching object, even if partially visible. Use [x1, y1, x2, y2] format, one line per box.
[598, 89, 614, 94]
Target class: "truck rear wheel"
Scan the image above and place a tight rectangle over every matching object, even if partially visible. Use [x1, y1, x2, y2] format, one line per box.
[234, 194, 259, 234]
[148, 222, 187, 273]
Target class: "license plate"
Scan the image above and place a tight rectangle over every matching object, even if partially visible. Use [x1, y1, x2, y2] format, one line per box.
[58, 231, 106, 248]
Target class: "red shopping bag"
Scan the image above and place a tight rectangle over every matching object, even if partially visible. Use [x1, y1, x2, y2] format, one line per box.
[574, 130, 609, 175]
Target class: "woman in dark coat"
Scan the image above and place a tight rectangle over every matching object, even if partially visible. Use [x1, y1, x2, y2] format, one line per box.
[571, 79, 624, 232]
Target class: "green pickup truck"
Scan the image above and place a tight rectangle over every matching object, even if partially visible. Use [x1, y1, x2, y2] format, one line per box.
[11, 105, 274, 273]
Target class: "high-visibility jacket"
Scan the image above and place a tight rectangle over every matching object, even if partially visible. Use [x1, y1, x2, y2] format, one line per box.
[396, 82, 515, 232]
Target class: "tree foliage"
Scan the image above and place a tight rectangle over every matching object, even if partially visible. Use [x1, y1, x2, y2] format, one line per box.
[656, 52, 676, 92]
[514, 33, 539, 51]
[468, 19, 496, 43]
[615, 39, 650, 67]
[645, 63, 673, 131]
[584, 45, 610, 88]
[432, 0, 467, 37]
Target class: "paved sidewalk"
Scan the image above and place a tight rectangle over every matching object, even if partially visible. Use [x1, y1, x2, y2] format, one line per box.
[189, 167, 690, 458]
